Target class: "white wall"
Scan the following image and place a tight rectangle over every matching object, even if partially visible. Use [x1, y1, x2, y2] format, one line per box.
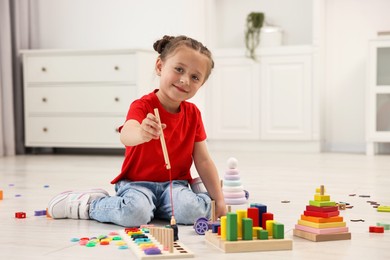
[27, 0, 390, 153]
[324, 0, 390, 153]
[32, 0, 208, 49]
[212, 0, 313, 48]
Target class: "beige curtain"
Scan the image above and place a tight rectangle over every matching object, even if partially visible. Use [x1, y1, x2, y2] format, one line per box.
[0, 0, 16, 156]
[0, 0, 32, 156]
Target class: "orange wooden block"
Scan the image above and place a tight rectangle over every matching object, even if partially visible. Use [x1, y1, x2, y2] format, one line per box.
[301, 215, 343, 223]
[0, 190, 3, 200]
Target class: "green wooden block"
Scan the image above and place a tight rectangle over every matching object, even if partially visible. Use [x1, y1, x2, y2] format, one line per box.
[258, 229, 268, 240]
[242, 218, 253, 240]
[226, 212, 237, 241]
[273, 222, 284, 239]
[377, 222, 390, 230]
[309, 200, 336, 207]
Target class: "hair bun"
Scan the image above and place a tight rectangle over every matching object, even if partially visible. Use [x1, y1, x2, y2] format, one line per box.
[153, 35, 175, 54]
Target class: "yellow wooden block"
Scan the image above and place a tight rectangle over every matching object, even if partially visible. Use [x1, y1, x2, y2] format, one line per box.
[266, 220, 275, 237]
[301, 215, 343, 223]
[221, 216, 227, 240]
[298, 219, 346, 229]
[253, 227, 262, 238]
[377, 206, 390, 212]
[314, 194, 330, 201]
[315, 187, 326, 194]
[237, 210, 247, 238]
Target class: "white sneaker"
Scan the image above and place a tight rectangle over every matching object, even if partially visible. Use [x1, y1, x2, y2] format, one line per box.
[48, 189, 108, 219]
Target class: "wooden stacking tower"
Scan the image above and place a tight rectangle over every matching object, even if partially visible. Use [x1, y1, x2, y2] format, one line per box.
[293, 185, 351, 242]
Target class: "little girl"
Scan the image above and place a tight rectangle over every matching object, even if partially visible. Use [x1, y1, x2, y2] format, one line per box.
[48, 35, 226, 226]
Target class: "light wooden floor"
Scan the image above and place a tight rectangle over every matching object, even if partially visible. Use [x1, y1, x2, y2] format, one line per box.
[0, 151, 389, 259]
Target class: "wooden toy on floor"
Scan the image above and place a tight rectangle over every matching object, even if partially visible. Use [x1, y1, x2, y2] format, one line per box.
[293, 185, 351, 242]
[369, 226, 385, 233]
[377, 205, 390, 212]
[120, 226, 194, 259]
[204, 203, 292, 253]
[222, 157, 249, 205]
[15, 212, 26, 218]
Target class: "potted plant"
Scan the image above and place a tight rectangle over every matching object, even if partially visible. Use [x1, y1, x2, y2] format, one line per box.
[245, 12, 265, 60]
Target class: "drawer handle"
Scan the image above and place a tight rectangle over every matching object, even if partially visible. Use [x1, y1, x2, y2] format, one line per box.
[114, 97, 120, 102]
[42, 127, 48, 132]
[42, 97, 47, 102]
[41, 67, 47, 72]
[114, 66, 120, 71]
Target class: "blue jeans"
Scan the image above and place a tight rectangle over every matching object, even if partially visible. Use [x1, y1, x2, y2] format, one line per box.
[89, 180, 211, 227]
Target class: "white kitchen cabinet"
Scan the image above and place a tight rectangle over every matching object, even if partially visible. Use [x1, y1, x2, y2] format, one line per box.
[366, 37, 390, 155]
[260, 49, 312, 140]
[21, 49, 156, 148]
[206, 50, 260, 140]
[205, 46, 318, 151]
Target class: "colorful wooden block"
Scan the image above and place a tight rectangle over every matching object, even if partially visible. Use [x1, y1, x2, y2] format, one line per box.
[236, 210, 247, 238]
[258, 230, 269, 240]
[253, 227, 262, 237]
[293, 229, 351, 242]
[220, 216, 227, 240]
[262, 213, 273, 229]
[15, 212, 26, 218]
[377, 205, 390, 212]
[266, 220, 275, 237]
[301, 215, 343, 223]
[314, 194, 330, 201]
[306, 205, 338, 212]
[273, 223, 284, 239]
[315, 186, 325, 194]
[242, 218, 253, 240]
[298, 219, 346, 229]
[369, 226, 385, 233]
[295, 224, 349, 234]
[211, 223, 220, 233]
[377, 222, 390, 230]
[247, 207, 259, 227]
[226, 212, 238, 241]
[250, 203, 267, 226]
[205, 231, 292, 253]
[304, 210, 339, 218]
[309, 200, 336, 207]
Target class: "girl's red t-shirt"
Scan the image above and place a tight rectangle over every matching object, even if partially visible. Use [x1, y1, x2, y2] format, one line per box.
[111, 90, 206, 184]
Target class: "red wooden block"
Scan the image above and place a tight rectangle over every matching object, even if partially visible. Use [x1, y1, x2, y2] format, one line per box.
[369, 226, 384, 233]
[306, 205, 338, 212]
[124, 227, 140, 233]
[304, 210, 339, 218]
[247, 207, 259, 227]
[15, 212, 26, 218]
[262, 213, 273, 229]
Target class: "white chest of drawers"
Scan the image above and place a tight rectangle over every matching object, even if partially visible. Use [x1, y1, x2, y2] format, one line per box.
[21, 49, 157, 148]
